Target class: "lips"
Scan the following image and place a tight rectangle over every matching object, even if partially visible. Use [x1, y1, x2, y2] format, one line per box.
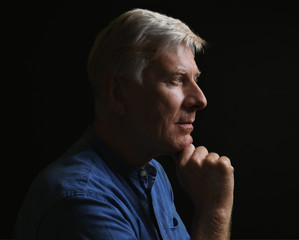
[176, 121, 194, 130]
[176, 119, 194, 124]
[177, 121, 193, 124]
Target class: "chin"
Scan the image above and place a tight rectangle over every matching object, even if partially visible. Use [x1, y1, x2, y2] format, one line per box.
[170, 135, 193, 153]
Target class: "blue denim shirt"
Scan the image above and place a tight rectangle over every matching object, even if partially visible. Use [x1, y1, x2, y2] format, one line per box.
[14, 127, 190, 239]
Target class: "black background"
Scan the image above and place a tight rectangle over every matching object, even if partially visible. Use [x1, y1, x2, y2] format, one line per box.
[3, 0, 299, 239]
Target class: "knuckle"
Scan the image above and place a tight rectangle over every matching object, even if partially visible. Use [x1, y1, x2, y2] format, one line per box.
[197, 146, 208, 155]
[190, 154, 201, 165]
[219, 156, 233, 168]
[219, 155, 231, 164]
[203, 152, 219, 167]
[177, 144, 196, 167]
[189, 144, 196, 152]
[190, 146, 208, 163]
[205, 152, 220, 162]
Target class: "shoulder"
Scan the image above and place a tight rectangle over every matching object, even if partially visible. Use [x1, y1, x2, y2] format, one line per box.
[22, 138, 116, 219]
[34, 146, 118, 204]
[15, 137, 117, 238]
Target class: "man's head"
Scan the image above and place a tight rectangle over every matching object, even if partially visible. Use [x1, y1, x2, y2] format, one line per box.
[87, 8, 206, 117]
[89, 9, 207, 159]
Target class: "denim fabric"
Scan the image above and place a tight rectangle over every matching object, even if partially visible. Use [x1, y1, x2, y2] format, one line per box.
[14, 127, 190, 240]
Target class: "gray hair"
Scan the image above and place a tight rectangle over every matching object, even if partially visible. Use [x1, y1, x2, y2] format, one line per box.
[87, 8, 206, 115]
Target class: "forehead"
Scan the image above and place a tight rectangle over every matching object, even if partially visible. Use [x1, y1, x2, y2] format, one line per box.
[152, 44, 200, 76]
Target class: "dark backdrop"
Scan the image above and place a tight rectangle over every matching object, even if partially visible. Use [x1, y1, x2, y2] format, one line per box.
[3, 1, 299, 239]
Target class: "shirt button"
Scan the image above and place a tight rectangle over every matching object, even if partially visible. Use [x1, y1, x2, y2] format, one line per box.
[140, 170, 147, 177]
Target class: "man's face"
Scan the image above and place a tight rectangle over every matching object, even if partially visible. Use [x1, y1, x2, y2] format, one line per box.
[123, 44, 207, 157]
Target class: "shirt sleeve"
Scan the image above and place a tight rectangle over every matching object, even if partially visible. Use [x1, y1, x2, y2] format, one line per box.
[37, 194, 138, 240]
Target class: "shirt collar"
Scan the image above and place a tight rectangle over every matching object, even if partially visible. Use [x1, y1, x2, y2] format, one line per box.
[84, 126, 157, 179]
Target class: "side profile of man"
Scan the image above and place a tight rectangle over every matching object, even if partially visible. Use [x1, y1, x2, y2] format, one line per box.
[14, 8, 234, 239]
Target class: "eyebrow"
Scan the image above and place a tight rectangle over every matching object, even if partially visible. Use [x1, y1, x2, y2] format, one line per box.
[174, 69, 201, 78]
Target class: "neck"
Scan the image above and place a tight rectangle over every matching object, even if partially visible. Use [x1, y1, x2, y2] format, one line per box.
[92, 115, 153, 168]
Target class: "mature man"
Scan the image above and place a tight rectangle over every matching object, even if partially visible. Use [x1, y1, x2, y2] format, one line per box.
[14, 9, 234, 239]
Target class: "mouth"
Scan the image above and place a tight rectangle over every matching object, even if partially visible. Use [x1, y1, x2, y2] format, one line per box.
[176, 121, 194, 130]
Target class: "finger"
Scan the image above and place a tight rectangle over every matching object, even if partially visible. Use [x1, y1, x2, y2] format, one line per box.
[190, 146, 209, 166]
[218, 156, 234, 172]
[173, 144, 195, 167]
[206, 152, 220, 161]
[203, 152, 220, 166]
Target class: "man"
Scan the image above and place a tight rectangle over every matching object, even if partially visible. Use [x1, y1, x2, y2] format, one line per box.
[14, 8, 234, 239]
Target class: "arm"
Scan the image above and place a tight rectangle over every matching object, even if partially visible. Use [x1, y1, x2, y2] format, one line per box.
[174, 144, 234, 240]
[38, 196, 137, 240]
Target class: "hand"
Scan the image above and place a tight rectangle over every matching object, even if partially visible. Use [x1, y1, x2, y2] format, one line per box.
[173, 144, 234, 216]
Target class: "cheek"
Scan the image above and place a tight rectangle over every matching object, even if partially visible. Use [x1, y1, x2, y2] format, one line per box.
[158, 91, 194, 149]
[133, 84, 185, 139]
[158, 89, 183, 118]
[154, 92, 183, 133]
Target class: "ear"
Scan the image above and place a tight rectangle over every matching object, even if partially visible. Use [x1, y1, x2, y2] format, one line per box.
[102, 75, 126, 115]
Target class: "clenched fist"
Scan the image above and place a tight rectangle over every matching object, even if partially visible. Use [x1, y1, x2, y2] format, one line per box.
[173, 144, 234, 240]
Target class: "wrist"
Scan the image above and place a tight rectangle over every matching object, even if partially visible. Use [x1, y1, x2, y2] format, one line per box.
[191, 207, 232, 240]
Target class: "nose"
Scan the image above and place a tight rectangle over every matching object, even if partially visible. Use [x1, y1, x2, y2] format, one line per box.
[183, 81, 207, 111]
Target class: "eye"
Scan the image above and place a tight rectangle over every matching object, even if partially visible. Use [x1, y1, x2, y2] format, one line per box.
[173, 76, 183, 83]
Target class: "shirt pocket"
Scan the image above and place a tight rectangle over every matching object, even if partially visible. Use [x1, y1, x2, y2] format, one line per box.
[167, 212, 180, 230]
